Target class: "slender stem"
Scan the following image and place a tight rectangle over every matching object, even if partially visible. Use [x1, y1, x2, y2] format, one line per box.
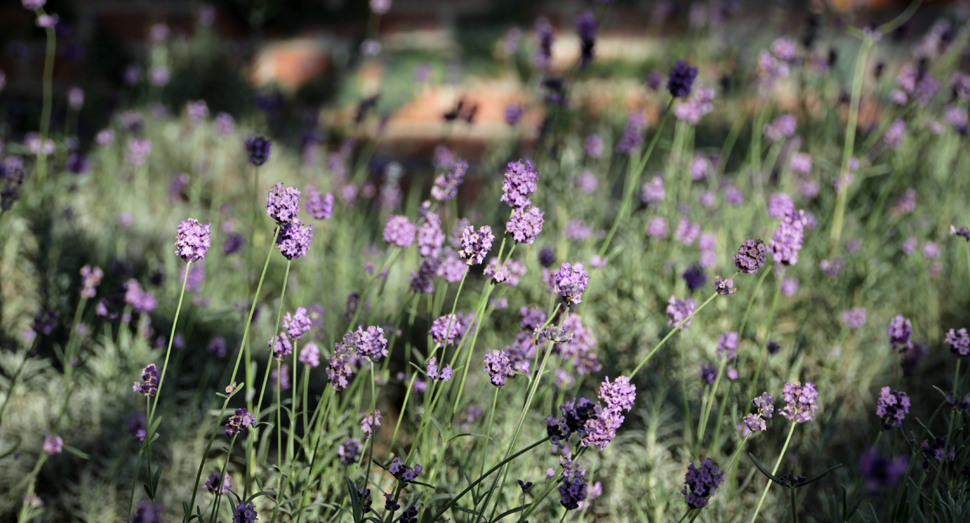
[739, 269, 770, 339]
[184, 227, 279, 522]
[0, 348, 32, 427]
[828, 37, 873, 256]
[631, 292, 718, 377]
[246, 166, 261, 416]
[696, 357, 729, 454]
[680, 332, 693, 450]
[747, 268, 786, 401]
[749, 422, 797, 523]
[36, 17, 56, 189]
[422, 437, 549, 523]
[598, 99, 674, 259]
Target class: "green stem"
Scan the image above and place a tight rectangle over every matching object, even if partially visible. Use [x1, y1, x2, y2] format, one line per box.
[422, 437, 549, 523]
[598, 99, 674, 259]
[747, 267, 786, 402]
[36, 15, 56, 189]
[828, 37, 873, 256]
[631, 292, 718, 377]
[749, 422, 797, 523]
[184, 227, 279, 522]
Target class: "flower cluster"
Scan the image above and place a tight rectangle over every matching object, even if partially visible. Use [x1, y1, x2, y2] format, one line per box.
[431, 159, 467, 201]
[299, 343, 320, 367]
[484, 350, 515, 386]
[739, 393, 774, 436]
[353, 325, 389, 362]
[507, 206, 544, 245]
[245, 136, 272, 166]
[681, 459, 723, 510]
[734, 239, 767, 274]
[361, 410, 382, 440]
[876, 387, 910, 430]
[203, 472, 231, 495]
[425, 357, 452, 381]
[266, 183, 301, 224]
[283, 307, 312, 339]
[174, 219, 211, 263]
[269, 333, 293, 361]
[559, 461, 588, 510]
[225, 408, 255, 437]
[500, 160, 539, 208]
[384, 215, 417, 248]
[887, 315, 914, 353]
[132, 364, 159, 396]
[667, 60, 698, 98]
[338, 438, 362, 465]
[841, 307, 867, 329]
[780, 381, 819, 423]
[945, 328, 970, 356]
[666, 296, 696, 330]
[305, 188, 334, 220]
[80, 265, 103, 298]
[770, 208, 806, 266]
[714, 276, 735, 295]
[388, 457, 424, 483]
[431, 314, 462, 346]
[553, 262, 590, 305]
[458, 226, 494, 265]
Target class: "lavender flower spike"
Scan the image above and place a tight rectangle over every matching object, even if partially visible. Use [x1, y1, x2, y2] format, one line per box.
[501, 159, 539, 209]
[459, 226, 494, 265]
[780, 381, 819, 423]
[553, 262, 590, 305]
[174, 219, 211, 263]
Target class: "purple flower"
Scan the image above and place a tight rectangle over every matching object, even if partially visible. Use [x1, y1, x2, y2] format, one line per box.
[780, 381, 819, 423]
[215, 113, 234, 136]
[675, 219, 700, 246]
[127, 412, 147, 441]
[691, 156, 712, 180]
[276, 218, 313, 259]
[361, 410, 382, 440]
[232, 502, 258, 523]
[584, 134, 604, 158]
[327, 336, 356, 390]
[559, 461, 588, 510]
[682, 265, 707, 292]
[266, 183, 301, 223]
[699, 364, 717, 385]
[43, 435, 63, 455]
[80, 265, 103, 298]
[574, 171, 598, 193]
[564, 221, 592, 241]
[582, 408, 623, 450]
[887, 315, 913, 353]
[539, 246, 556, 267]
[884, 119, 906, 150]
[860, 448, 908, 496]
[484, 350, 515, 386]
[388, 457, 423, 483]
[283, 307, 312, 339]
[409, 258, 438, 294]
[271, 364, 290, 390]
[945, 328, 970, 357]
[876, 386, 910, 430]
[305, 188, 334, 220]
[641, 176, 665, 203]
[269, 333, 292, 361]
[598, 376, 636, 412]
[174, 219, 211, 263]
[131, 501, 164, 523]
[126, 138, 152, 166]
[767, 193, 794, 219]
[770, 209, 806, 266]
[617, 112, 647, 155]
[246, 136, 272, 166]
[223, 233, 244, 255]
[431, 314, 462, 346]
[535, 18, 554, 69]
[338, 438, 362, 465]
[436, 251, 467, 282]
[553, 262, 590, 305]
[431, 159, 467, 201]
[923, 242, 939, 260]
[354, 325, 388, 362]
[666, 296, 696, 330]
[667, 60, 698, 98]
[576, 11, 596, 67]
[763, 114, 796, 142]
[501, 159, 539, 208]
[225, 408, 255, 437]
[781, 278, 799, 296]
[950, 224, 970, 241]
[204, 472, 231, 495]
[841, 308, 867, 329]
[208, 337, 227, 358]
[646, 216, 669, 239]
[299, 342, 320, 367]
[66, 151, 88, 175]
[507, 206, 544, 245]
[681, 459, 723, 509]
[23, 0, 45, 9]
[714, 276, 735, 295]
[505, 103, 524, 125]
[674, 87, 715, 124]
[133, 364, 160, 396]
[458, 226, 494, 265]
[417, 211, 445, 258]
[717, 331, 738, 361]
[179, 263, 205, 292]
